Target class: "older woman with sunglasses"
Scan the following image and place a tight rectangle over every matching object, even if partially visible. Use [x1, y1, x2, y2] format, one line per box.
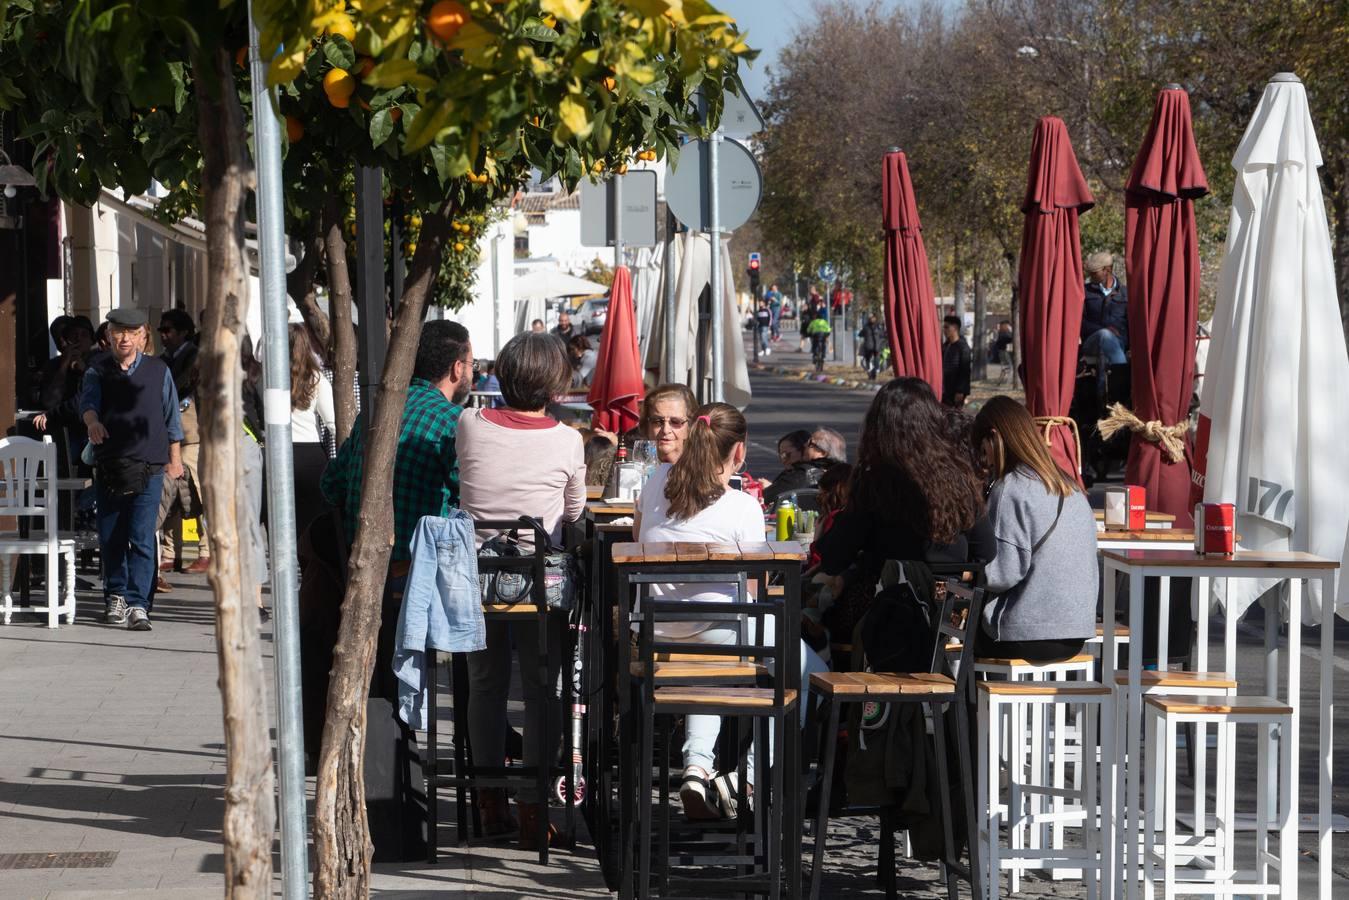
[638, 383, 698, 464]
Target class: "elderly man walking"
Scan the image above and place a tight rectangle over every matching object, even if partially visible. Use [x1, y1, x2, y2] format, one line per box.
[1081, 250, 1129, 392]
[81, 308, 185, 631]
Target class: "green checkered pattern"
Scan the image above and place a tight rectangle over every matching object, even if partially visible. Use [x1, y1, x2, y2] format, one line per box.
[320, 378, 462, 561]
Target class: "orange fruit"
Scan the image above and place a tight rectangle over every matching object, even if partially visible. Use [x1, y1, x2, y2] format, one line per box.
[453, 242, 467, 252]
[426, 0, 469, 42]
[325, 13, 356, 43]
[285, 115, 304, 142]
[603, 76, 616, 92]
[390, 107, 403, 122]
[323, 68, 356, 108]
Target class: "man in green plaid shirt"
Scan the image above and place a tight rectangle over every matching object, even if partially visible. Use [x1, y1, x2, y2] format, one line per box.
[321, 321, 474, 561]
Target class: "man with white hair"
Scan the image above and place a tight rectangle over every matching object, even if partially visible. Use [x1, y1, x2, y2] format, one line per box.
[1081, 250, 1129, 392]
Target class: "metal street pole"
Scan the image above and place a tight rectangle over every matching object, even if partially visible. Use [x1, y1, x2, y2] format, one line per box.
[355, 166, 385, 431]
[246, 11, 307, 899]
[708, 134, 724, 403]
[664, 206, 677, 384]
[613, 173, 624, 271]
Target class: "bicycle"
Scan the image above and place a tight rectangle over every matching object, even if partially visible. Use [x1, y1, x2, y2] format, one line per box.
[810, 333, 828, 373]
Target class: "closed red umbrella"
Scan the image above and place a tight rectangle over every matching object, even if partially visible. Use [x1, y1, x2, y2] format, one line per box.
[881, 150, 942, 394]
[1018, 116, 1094, 480]
[1119, 86, 1208, 527]
[587, 265, 644, 433]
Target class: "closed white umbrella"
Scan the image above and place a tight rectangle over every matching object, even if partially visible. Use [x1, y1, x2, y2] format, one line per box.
[512, 268, 609, 301]
[644, 232, 751, 408]
[1195, 72, 1349, 622]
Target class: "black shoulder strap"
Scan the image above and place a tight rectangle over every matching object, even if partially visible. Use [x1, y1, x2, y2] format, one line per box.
[1031, 494, 1066, 555]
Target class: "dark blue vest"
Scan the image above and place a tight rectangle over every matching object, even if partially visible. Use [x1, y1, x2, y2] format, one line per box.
[96, 353, 170, 465]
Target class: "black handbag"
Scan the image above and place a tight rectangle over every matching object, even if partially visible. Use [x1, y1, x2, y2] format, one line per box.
[478, 517, 578, 611]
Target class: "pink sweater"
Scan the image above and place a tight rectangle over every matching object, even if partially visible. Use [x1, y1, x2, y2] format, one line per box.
[455, 407, 586, 546]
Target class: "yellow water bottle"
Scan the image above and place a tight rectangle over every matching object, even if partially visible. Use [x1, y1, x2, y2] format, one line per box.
[775, 499, 796, 542]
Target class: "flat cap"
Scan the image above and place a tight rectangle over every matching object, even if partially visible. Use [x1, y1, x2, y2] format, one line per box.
[105, 308, 148, 328]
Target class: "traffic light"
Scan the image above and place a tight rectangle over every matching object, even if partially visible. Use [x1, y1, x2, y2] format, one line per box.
[748, 252, 761, 294]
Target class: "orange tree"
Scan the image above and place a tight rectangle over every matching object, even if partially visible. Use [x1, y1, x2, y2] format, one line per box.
[2, 1, 751, 896]
[256, 2, 753, 896]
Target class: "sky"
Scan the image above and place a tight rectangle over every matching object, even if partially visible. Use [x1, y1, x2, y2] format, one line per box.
[717, 0, 937, 101]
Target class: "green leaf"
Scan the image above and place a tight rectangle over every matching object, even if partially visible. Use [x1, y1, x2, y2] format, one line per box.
[323, 37, 356, 72]
[403, 98, 452, 153]
[361, 58, 418, 88]
[369, 107, 395, 147]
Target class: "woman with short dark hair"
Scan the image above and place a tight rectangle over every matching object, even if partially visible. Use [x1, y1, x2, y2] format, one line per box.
[456, 331, 585, 848]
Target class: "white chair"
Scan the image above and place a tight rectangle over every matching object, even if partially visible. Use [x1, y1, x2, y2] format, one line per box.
[0, 436, 77, 628]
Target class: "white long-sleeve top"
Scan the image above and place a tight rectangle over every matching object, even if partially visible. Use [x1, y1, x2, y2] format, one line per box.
[290, 374, 336, 444]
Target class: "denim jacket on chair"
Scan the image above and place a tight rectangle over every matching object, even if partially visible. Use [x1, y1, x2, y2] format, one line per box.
[393, 511, 485, 728]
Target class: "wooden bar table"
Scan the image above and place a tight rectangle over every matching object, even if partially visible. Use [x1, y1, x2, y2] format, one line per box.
[1098, 549, 1339, 900]
[1094, 509, 1177, 532]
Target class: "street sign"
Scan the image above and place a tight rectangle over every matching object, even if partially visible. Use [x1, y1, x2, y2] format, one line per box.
[818, 261, 837, 283]
[579, 170, 658, 248]
[666, 138, 762, 233]
[719, 89, 765, 138]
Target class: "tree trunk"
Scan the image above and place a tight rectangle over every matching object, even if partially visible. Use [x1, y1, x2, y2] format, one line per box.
[973, 261, 988, 381]
[287, 215, 331, 363]
[323, 197, 359, 446]
[1005, 249, 1022, 390]
[312, 199, 455, 900]
[193, 45, 275, 899]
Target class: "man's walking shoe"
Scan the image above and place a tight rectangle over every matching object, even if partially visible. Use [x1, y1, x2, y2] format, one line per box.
[185, 556, 211, 574]
[155, 575, 173, 593]
[127, 607, 152, 631]
[104, 595, 128, 625]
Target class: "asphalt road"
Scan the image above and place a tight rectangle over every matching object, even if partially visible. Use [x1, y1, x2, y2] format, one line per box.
[741, 351, 1349, 891]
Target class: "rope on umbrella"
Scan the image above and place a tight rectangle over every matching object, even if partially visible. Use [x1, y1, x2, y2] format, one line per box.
[1095, 402, 1188, 464]
[1032, 415, 1083, 472]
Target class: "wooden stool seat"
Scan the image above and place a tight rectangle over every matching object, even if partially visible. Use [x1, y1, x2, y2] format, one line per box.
[653, 686, 798, 710]
[978, 680, 1110, 698]
[976, 652, 1096, 668]
[1114, 670, 1238, 690]
[630, 659, 765, 682]
[612, 540, 805, 565]
[810, 671, 955, 697]
[1144, 693, 1291, 716]
[483, 603, 540, 615]
[1096, 623, 1130, 638]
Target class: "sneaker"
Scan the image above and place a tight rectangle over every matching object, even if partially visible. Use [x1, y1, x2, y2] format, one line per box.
[679, 766, 722, 821]
[127, 607, 152, 631]
[105, 595, 128, 625]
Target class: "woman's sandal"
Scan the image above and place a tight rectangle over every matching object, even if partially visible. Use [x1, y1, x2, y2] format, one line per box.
[712, 771, 753, 820]
[678, 766, 723, 821]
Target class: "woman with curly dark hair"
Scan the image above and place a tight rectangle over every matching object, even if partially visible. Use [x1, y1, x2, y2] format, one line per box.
[814, 378, 995, 638]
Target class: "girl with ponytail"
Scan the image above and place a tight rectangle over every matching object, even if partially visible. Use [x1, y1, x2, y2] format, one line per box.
[635, 402, 826, 820]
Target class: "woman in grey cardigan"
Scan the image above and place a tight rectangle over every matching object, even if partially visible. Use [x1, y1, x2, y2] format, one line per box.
[971, 397, 1099, 663]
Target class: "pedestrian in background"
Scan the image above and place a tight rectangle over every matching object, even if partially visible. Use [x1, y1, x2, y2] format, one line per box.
[766, 282, 782, 340]
[857, 313, 885, 380]
[941, 314, 971, 408]
[80, 308, 184, 631]
[288, 323, 336, 540]
[754, 298, 772, 356]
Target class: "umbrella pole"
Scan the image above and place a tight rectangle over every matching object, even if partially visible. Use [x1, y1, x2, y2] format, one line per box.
[664, 208, 677, 385]
[708, 134, 724, 403]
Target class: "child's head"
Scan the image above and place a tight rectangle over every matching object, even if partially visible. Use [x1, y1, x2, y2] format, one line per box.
[816, 462, 853, 517]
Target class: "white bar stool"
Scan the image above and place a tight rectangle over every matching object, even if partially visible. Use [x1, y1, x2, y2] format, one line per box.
[975, 651, 1096, 883]
[977, 679, 1112, 900]
[1143, 694, 1294, 899]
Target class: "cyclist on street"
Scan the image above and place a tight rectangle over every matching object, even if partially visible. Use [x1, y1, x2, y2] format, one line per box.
[806, 311, 832, 372]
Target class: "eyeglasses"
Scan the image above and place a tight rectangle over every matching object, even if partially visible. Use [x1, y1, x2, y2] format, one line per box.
[649, 416, 688, 430]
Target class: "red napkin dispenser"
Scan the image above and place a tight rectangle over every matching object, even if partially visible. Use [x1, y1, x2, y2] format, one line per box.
[1104, 485, 1147, 531]
[1194, 502, 1236, 555]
